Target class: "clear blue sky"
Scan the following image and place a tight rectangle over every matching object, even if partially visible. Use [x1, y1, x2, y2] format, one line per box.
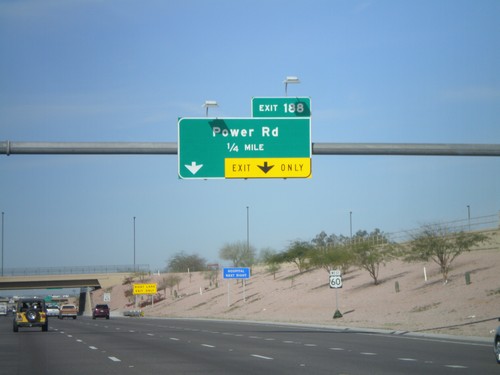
[1, 0, 499, 272]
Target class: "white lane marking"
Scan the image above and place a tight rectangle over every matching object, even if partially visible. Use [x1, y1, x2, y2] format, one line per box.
[170, 337, 180, 341]
[283, 340, 295, 344]
[129, 330, 135, 333]
[76, 339, 83, 343]
[251, 354, 273, 360]
[147, 333, 154, 336]
[201, 344, 215, 348]
[361, 352, 377, 356]
[329, 347, 345, 351]
[398, 358, 417, 362]
[304, 344, 317, 347]
[265, 338, 275, 341]
[89, 346, 98, 350]
[249, 336, 261, 339]
[67, 335, 73, 338]
[445, 365, 467, 369]
[108, 356, 121, 362]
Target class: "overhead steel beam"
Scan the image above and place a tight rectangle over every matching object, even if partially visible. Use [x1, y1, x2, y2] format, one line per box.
[1, 141, 500, 156]
[311, 142, 500, 156]
[0, 141, 177, 155]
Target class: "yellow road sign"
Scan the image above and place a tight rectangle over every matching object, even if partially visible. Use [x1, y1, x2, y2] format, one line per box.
[224, 157, 311, 178]
[133, 283, 157, 295]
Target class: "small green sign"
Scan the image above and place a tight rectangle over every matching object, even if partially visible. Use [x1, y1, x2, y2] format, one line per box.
[252, 97, 311, 118]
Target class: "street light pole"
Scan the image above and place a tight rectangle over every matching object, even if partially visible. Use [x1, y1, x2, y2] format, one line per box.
[283, 76, 300, 96]
[246, 206, 250, 253]
[133, 216, 136, 272]
[467, 205, 471, 231]
[203, 101, 218, 117]
[1, 211, 4, 277]
[349, 211, 353, 239]
[245, 206, 249, 303]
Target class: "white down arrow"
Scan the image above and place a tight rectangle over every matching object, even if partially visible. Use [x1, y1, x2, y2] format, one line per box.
[185, 162, 203, 175]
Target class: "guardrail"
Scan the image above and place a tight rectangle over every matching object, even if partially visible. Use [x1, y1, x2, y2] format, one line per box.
[388, 213, 499, 243]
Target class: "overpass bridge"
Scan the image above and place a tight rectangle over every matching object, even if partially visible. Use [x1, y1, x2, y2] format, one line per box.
[0, 272, 133, 291]
[0, 264, 150, 316]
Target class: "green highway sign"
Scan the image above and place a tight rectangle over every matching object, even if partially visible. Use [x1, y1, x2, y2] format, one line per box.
[178, 117, 311, 179]
[252, 97, 311, 118]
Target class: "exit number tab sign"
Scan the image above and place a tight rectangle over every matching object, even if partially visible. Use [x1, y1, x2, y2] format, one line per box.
[252, 97, 311, 118]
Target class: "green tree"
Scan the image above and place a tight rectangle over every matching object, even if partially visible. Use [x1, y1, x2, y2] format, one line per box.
[258, 247, 277, 264]
[166, 252, 207, 273]
[310, 231, 354, 274]
[351, 229, 394, 285]
[159, 274, 182, 298]
[259, 247, 281, 279]
[272, 240, 314, 273]
[404, 224, 489, 283]
[204, 268, 219, 288]
[219, 241, 256, 267]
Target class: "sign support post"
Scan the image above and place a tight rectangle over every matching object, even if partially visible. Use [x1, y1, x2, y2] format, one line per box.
[329, 270, 343, 319]
[223, 267, 251, 307]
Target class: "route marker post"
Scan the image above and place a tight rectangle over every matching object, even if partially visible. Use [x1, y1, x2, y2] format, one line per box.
[329, 270, 343, 319]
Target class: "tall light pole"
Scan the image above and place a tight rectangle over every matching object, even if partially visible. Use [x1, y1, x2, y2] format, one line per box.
[349, 211, 353, 239]
[467, 205, 471, 231]
[283, 76, 300, 96]
[246, 206, 250, 254]
[1, 211, 4, 277]
[133, 216, 136, 272]
[203, 101, 218, 117]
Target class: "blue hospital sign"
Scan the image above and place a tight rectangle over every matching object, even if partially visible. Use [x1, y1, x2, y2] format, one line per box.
[223, 267, 251, 279]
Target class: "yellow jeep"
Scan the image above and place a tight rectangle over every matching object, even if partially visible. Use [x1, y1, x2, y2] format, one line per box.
[13, 298, 48, 332]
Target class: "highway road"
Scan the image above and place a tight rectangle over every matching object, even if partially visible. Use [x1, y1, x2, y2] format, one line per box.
[0, 315, 497, 374]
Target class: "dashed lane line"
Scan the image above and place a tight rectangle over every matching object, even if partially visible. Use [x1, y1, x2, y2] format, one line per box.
[251, 354, 273, 360]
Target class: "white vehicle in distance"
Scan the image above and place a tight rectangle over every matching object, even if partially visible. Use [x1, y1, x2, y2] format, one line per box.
[46, 304, 60, 317]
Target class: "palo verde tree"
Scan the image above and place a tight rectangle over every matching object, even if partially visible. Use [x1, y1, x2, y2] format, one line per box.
[310, 231, 354, 274]
[166, 252, 207, 273]
[272, 240, 314, 273]
[351, 229, 395, 285]
[259, 247, 281, 279]
[404, 224, 489, 283]
[219, 241, 256, 267]
[158, 274, 182, 298]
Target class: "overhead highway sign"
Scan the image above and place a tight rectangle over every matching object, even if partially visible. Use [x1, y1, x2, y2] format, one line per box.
[252, 97, 311, 118]
[178, 117, 311, 179]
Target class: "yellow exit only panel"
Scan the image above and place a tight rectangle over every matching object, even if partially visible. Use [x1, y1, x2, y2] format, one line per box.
[225, 157, 311, 179]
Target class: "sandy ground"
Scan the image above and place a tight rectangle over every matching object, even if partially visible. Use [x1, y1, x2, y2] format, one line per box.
[91, 229, 500, 338]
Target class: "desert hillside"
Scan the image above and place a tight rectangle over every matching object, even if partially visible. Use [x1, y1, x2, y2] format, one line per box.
[91, 229, 500, 338]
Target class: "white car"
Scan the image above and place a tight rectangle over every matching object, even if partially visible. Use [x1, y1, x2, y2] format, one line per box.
[495, 319, 500, 364]
[46, 304, 60, 317]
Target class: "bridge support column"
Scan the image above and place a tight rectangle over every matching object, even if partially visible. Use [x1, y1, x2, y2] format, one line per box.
[79, 287, 93, 316]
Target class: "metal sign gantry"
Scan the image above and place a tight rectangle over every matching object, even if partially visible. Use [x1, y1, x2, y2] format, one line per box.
[1, 141, 500, 157]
